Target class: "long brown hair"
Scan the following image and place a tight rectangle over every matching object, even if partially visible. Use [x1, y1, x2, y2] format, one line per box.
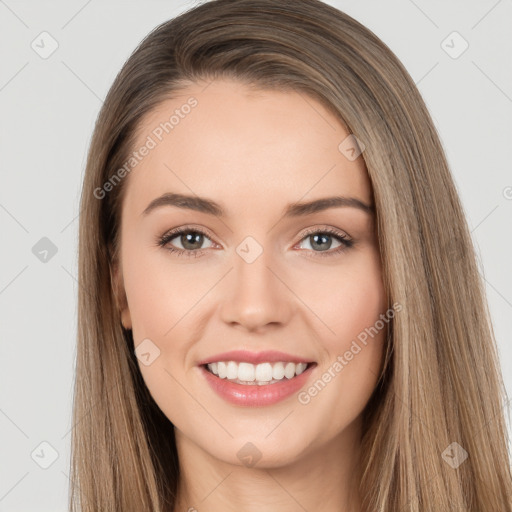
[70, 0, 512, 510]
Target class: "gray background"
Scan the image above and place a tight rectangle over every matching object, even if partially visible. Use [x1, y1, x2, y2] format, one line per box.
[1, 0, 511, 510]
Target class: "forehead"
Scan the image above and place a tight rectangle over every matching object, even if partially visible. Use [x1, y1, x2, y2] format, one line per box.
[123, 79, 372, 218]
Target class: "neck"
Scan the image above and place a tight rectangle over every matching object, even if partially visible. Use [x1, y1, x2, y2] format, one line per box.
[172, 417, 363, 512]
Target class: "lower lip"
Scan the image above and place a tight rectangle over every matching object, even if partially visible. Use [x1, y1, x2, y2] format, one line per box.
[199, 364, 316, 407]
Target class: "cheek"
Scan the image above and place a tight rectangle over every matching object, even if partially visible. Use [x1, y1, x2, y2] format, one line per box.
[295, 247, 386, 353]
[121, 239, 208, 338]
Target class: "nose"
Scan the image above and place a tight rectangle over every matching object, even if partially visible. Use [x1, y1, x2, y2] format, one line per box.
[219, 245, 293, 333]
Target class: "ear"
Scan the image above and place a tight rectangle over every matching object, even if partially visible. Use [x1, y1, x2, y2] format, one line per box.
[111, 259, 132, 330]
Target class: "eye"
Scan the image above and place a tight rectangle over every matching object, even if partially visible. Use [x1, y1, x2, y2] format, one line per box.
[157, 226, 214, 257]
[294, 227, 353, 258]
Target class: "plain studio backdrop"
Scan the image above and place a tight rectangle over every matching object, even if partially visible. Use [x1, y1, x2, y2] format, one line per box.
[0, 0, 511, 510]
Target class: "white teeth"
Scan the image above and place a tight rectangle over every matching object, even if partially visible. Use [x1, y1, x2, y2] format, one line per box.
[296, 362, 307, 375]
[255, 362, 273, 381]
[238, 362, 255, 382]
[284, 362, 295, 379]
[272, 362, 285, 380]
[226, 361, 238, 379]
[206, 360, 310, 384]
[217, 361, 227, 379]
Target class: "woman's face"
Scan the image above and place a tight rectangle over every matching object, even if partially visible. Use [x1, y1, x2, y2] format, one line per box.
[116, 79, 387, 468]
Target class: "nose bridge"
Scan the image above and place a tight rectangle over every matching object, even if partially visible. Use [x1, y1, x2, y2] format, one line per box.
[219, 236, 291, 331]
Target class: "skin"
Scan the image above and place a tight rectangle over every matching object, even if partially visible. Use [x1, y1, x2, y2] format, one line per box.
[114, 79, 387, 512]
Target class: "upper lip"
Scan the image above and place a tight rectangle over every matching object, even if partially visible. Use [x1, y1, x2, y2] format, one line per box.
[197, 350, 315, 366]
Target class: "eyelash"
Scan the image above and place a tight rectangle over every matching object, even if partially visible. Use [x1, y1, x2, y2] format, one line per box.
[156, 225, 354, 259]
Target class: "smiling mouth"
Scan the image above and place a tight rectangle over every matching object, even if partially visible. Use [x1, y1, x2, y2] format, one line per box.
[202, 361, 317, 386]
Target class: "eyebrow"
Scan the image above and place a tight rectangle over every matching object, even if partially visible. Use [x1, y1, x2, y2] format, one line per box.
[141, 192, 375, 218]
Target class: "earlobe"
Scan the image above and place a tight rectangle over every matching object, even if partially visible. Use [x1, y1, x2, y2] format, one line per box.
[120, 310, 132, 331]
[111, 261, 132, 330]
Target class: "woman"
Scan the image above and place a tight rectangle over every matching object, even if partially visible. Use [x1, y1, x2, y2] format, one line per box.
[70, 0, 512, 510]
